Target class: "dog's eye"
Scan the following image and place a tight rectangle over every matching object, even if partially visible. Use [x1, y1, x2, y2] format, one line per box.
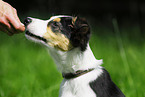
[51, 22, 58, 27]
[51, 22, 60, 32]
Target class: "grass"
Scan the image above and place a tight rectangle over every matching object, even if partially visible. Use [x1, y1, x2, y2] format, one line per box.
[0, 26, 145, 97]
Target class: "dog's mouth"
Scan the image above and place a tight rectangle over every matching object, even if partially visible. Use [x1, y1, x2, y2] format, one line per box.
[25, 31, 47, 42]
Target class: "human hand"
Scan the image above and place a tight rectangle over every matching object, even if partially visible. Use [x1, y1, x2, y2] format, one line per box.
[0, 0, 25, 36]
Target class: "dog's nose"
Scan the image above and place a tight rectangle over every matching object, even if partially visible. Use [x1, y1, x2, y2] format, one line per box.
[24, 17, 32, 26]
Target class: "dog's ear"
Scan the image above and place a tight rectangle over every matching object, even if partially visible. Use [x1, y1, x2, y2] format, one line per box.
[70, 16, 90, 51]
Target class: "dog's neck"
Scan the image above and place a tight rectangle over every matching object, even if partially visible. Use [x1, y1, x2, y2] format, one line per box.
[48, 44, 103, 74]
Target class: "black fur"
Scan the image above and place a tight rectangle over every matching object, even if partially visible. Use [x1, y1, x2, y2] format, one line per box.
[70, 17, 90, 51]
[49, 17, 72, 38]
[25, 31, 47, 42]
[50, 16, 91, 51]
[60, 17, 73, 38]
[89, 68, 125, 97]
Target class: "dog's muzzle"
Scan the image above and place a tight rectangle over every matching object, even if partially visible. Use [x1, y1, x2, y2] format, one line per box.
[24, 17, 47, 43]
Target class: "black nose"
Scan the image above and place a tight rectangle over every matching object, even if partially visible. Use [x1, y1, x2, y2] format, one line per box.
[24, 17, 32, 26]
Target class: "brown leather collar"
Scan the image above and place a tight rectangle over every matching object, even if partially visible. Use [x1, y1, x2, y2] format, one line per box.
[62, 68, 94, 79]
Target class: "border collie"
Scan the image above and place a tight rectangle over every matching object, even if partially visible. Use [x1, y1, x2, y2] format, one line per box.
[24, 15, 125, 97]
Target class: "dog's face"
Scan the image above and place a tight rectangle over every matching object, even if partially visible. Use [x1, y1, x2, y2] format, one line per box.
[24, 15, 90, 51]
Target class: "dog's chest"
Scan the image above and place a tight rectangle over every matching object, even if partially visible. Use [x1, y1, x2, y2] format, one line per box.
[59, 69, 103, 97]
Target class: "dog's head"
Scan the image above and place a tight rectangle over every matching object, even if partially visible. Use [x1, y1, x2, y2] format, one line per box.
[24, 15, 90, 51]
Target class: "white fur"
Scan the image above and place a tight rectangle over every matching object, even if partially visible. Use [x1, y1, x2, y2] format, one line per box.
[26, 15, 71, 37]
[48, 44, 103, 97]
[48, 44, 103, 73]
[25, 15, 72, 44]
[25, 16, 104, 97]
[48, 15, 72, 22]
[59, 67, 103, 97]
[26, 17, 48, 37]
[25, 34, 46, 44]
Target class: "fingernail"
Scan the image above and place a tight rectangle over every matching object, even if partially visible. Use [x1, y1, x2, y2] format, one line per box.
[21, 23, 25, 26]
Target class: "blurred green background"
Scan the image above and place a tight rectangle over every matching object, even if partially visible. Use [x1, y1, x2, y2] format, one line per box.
[0, 0, 145, 97]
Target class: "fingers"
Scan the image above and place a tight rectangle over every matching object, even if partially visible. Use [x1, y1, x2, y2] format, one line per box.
[0, 16, 14, 35]
[7, 8, 25, 32]
[0, 15, 18, 36]
[0, 1, 25, 36]
[0, 24, 13, 36]
[0, 16, 11, 28]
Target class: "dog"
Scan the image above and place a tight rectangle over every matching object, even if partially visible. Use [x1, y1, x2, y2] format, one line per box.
[24, 15, 125, 97]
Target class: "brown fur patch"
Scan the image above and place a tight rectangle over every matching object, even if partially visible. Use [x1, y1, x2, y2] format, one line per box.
[53, 18, 61, 22]
[43, 26, 73, 51]
[72, 17, 77, 25]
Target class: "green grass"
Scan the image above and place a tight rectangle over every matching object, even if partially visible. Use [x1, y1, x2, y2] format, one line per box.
[0, 26, 145, 97]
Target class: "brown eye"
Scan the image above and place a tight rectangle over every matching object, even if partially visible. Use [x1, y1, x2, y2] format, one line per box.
[51, 22, 60, 32]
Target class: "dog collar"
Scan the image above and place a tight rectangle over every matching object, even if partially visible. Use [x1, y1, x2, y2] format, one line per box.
[62, 68, 94, 79]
